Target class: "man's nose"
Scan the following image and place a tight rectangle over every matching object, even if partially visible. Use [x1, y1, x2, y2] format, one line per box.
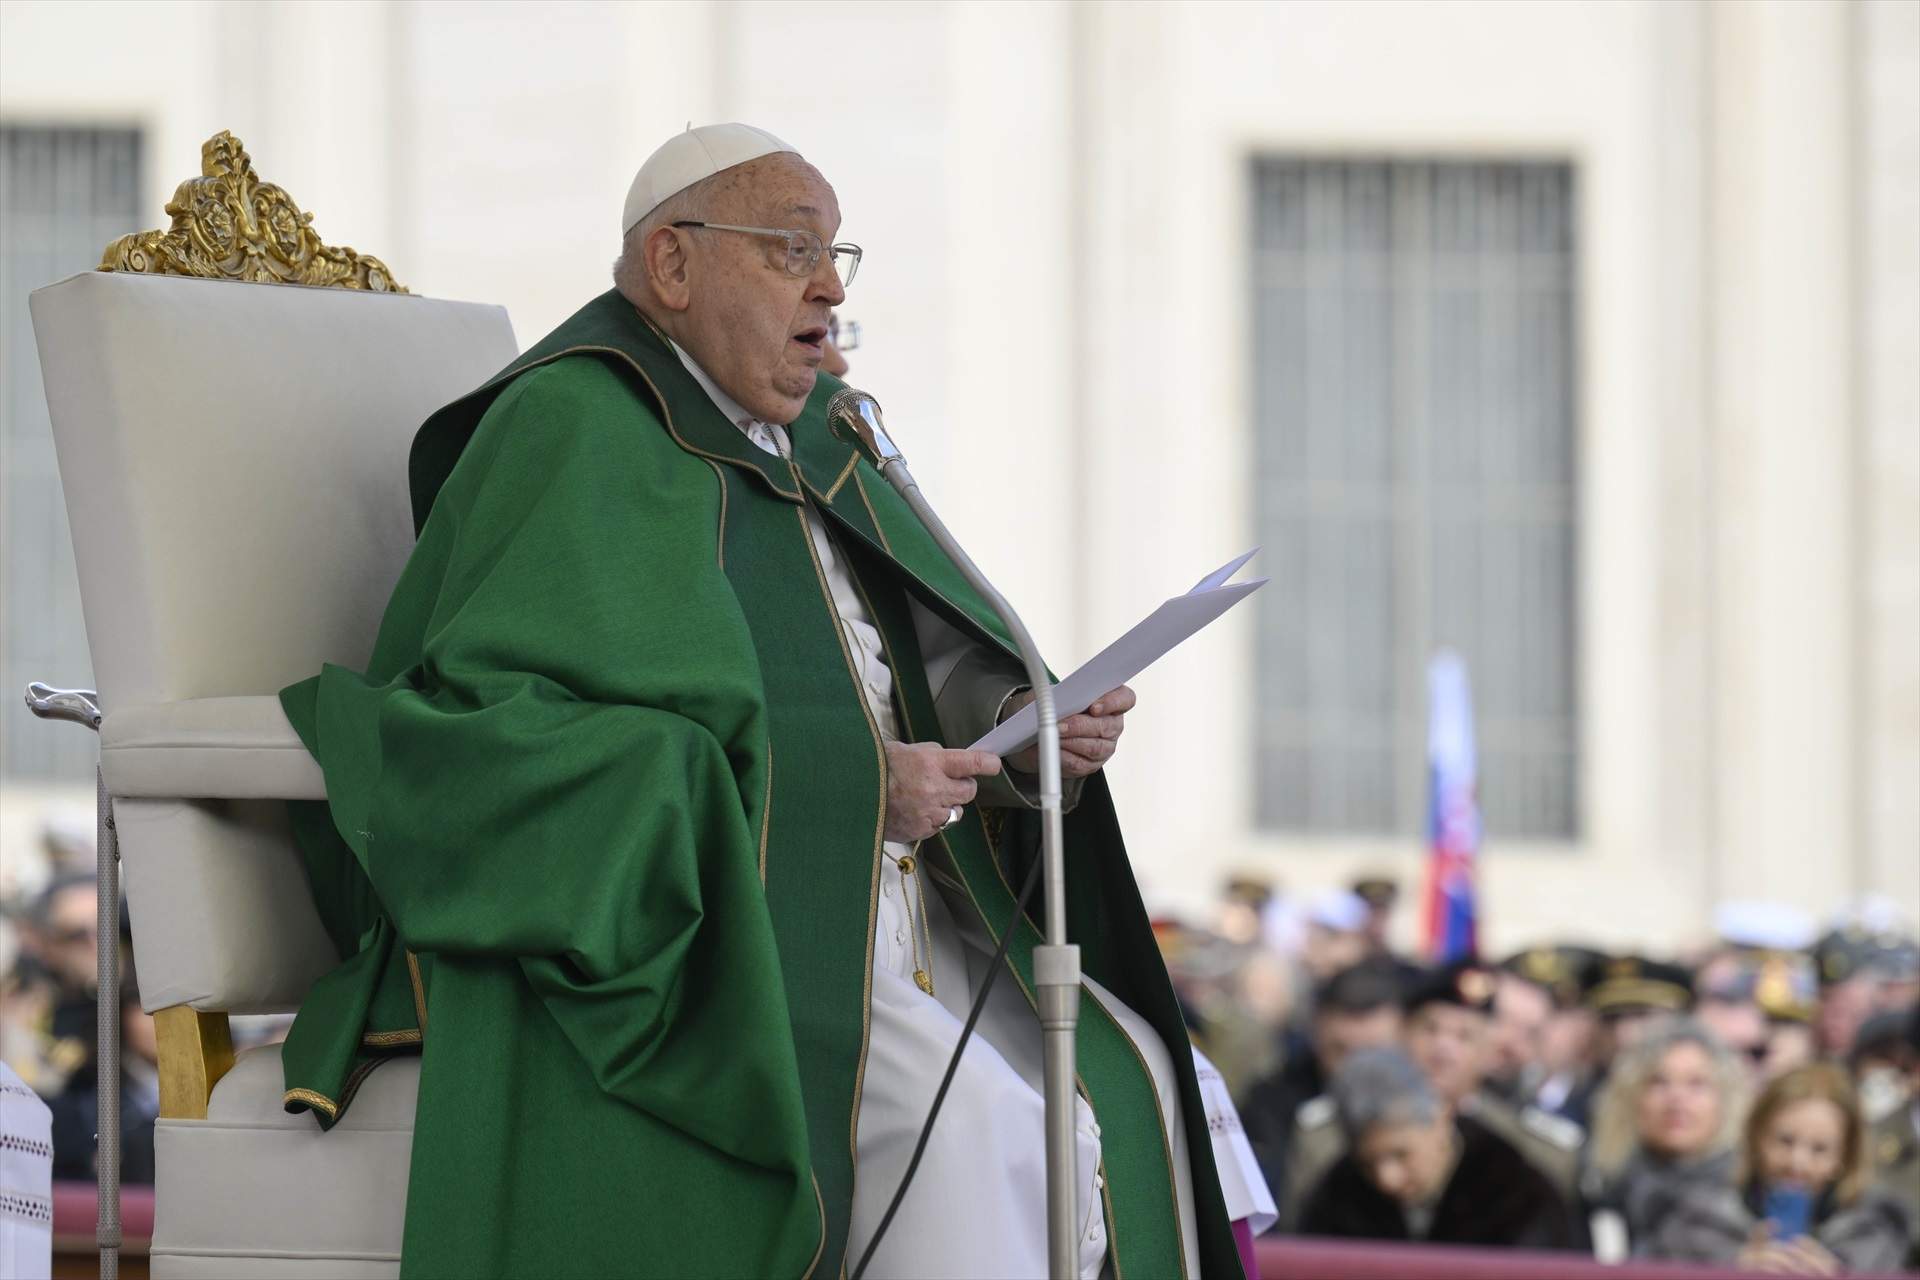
[809, 256, 847, 306]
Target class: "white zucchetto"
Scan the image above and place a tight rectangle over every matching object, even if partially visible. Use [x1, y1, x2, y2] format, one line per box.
[622, 123, 799, 235]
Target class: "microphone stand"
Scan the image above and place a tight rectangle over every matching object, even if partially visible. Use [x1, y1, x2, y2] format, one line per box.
[828, 391, 1080, 1280]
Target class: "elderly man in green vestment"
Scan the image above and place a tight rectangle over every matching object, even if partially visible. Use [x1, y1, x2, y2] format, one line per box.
[276, 122, 1240, 1278]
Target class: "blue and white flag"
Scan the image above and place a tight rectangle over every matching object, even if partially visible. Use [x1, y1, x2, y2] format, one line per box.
[1422, 651, 1480, 963]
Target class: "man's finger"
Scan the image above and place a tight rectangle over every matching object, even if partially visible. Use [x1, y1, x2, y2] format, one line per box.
[1087, 686, 1137, 717]
[949, 777, 979, 806]
[942, 749, 1002, 778]
[1062, 712, 1125, 739]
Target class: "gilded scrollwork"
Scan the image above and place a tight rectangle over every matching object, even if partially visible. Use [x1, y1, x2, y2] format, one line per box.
[99, 131, 406, 293]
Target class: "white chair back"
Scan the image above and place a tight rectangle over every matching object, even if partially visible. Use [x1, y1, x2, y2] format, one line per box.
[31, 272, 517, 706]
[30, 271, 517, 1012]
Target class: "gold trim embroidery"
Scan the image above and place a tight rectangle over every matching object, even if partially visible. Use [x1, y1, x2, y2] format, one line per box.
[759, 739, 774, 887]
[406, 950, 429, 1034]
[848, 472, 1020, 671]
[360, 1029, 421, 1048]
[801, 1170, 828, 1280]
[282, 1086, 338, 1119]
[853, 471, 895, 557]
[787, 502, 889, 1276]
[705, 458, 730, 570]
[465, 341, 805, 502]
[820, 453, 860, 504]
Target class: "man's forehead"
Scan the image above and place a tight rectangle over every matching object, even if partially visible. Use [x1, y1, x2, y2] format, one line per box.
[740, 158, 840, 228]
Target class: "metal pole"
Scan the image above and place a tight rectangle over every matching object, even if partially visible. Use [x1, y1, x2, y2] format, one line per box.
[875, 470, 1081, 1279]
[96, 765, 121, 1280]
[25, 686, 115, 1279]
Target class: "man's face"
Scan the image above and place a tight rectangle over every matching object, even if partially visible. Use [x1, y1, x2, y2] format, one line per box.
[677, 155, 846, 425]
[1356, 1112, 1456, 1207]
[1818, 976, 1880, 1058]
[35, 883, 98, 992]
[1697, 997, 1767, 1079]
[1490, 974, 1551, 1086]
[1406, 1002, 1491, 1105]
[1304, 924, 1369, 981]
[1316, 1005, 1403, 1076]
[1541, 1006, 1597, 1075]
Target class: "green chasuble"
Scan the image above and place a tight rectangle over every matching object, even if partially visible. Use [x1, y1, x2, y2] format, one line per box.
[277, 290, 1239, 1279]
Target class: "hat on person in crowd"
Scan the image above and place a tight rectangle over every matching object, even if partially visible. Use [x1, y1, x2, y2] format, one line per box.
[1404, 961, 1498, 1016]
[1752, 951, 1818, 1024]
[1715, 900, 1818, 953]
[1502, 944, 1604, 1011]
[1315, 958, 1407, 1016]
[1813, 925, 1919, 987]
[1350, 875, 1399, 912]
[1306, 888, 1371, 935]
[1585, 954, 1693, 1019]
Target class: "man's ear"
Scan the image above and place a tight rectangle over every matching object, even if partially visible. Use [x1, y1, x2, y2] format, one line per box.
[645, 225, 693, 312]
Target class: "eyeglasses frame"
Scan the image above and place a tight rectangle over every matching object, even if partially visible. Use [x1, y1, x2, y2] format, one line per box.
[671, 220, 862, 286]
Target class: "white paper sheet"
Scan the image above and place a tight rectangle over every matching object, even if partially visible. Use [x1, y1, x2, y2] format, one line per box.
[969, 550, 1266, 757]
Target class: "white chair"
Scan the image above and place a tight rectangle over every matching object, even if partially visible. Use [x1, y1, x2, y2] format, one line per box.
[26, 134, 516, 1277]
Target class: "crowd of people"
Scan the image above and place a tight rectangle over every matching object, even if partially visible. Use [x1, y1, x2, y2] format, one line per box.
[0, 860, 161, 1184]
[5, 815, 1917, 1276]
[1162, 875, 1920, 1272]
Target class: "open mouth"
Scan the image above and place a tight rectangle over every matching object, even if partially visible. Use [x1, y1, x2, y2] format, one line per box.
[792, 326, 827, 352]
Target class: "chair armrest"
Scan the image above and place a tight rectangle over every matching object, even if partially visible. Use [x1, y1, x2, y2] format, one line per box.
[100, 697, 325, 799]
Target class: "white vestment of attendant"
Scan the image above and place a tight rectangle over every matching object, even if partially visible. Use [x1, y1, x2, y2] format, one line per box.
[671, 345, 1200, 1278]
[1193, 1046, 1278, 1235]
[0, 1063, 53, 1280]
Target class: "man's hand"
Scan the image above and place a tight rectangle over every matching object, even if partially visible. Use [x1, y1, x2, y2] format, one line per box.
[1005, 685, 1136, 778]
[884, 741, 1002, 843]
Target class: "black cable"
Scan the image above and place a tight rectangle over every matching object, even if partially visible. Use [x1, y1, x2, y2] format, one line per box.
[849, 845, 1047, 1280]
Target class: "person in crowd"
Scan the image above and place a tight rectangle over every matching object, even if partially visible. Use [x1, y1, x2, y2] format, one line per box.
[1865, 1005, 1920, 1268]
[1290, 962, 1585, 1218]
[46, 949, 158, 1184]
[1583, 1018, 1746, 1257]
[1500, 945, 1604, 1122]
[1242, 958, 1405, 1220]
[1853, 1008, 1915, 1123]
[1296, 1046, 1573, 1248]
[1695, 949, 1771, 1077]
[1752, 952, 1822, 1084]
[1488, 962, 1554, 1101]
[1563, 955, 1696, 1130]
[1350, 875, 1397, 953]
[0, 872, 98, 1096]
[1300, 889, 1374, 984]
[819, 308, 854, 376]
[1815, 919, 1919, 1061]
[1651, 1063, 1910, 1274]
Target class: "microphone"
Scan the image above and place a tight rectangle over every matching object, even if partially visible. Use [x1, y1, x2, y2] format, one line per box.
[828, 387, 1083, 1280]
[825, 386, 905, 471]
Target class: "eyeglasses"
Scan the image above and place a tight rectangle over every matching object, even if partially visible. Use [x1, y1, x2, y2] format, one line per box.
[672, 221, 862, 287]
[828, 315, 861, 351]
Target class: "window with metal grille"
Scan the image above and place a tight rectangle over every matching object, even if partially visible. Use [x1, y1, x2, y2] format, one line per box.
[1251, 158, 1579, 840]
[1, 126, 143, 783]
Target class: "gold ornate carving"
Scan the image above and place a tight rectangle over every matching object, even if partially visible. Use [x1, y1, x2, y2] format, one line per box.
[99, 130, 407, 293]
